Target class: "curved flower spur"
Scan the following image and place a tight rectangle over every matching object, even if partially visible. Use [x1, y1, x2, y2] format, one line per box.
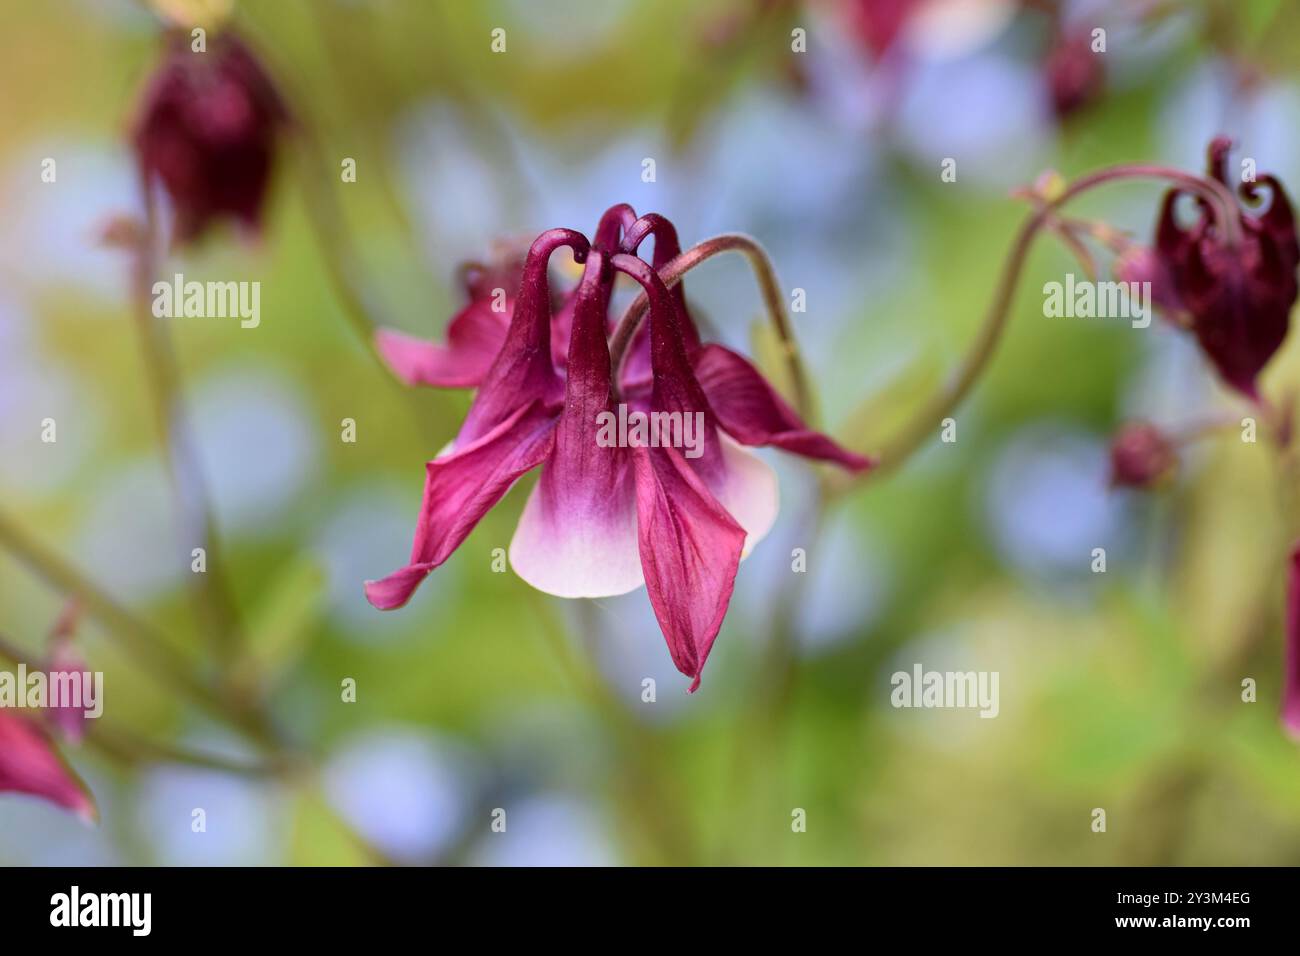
[365, 206, 871, 690]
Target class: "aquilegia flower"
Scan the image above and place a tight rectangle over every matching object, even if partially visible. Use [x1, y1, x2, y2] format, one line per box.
[0, 713, 96, 821]
[132, 30, 288, 244]
[367, 206, 871, 690]
[1142, 137, 1299, 398]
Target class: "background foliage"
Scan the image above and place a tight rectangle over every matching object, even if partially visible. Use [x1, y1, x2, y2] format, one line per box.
[2, 0, 1299, 865]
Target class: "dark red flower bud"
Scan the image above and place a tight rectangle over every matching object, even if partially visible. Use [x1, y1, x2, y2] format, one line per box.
[1109, 422, 1177, 489]
[1044, 31, 1104, 119]
[132, 31, 289, 244]
[1152, 137, 1300, 398]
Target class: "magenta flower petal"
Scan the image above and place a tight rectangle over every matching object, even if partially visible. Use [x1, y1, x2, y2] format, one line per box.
[375, 302, 510, 389]
[1284, 544, 1300, 739]
[703, 434, 779, 558]
[510, 460, 641, 598]
[511, 252, 644, 597]
[365, 400, 558, 610]
[611, 251, 756, 690]
[0, 713, 96, 821]
[633, 444, 746, 692]
[694, 343, 873, 472]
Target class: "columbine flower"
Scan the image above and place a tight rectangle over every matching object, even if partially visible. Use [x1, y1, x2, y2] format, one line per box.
[1108, 421, 1177, 489]
[367, 206, 871, 690]
[1144, 137, 1299, 398]
[132, 30, 288, 244]
[0, 713, 96, 821]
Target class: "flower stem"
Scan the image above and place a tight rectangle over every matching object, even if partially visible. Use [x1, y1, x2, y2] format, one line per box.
[132, 178, 243, 662]
[0, 632, 289, 778]
[0, 507, 283, 749]
[0, 508, 202, 698]
[609, 233, 812, 420]
[720, 487, 828, 863]
[292, 129, 386, 355]
[525, 590, 700, 864]
[868, 212, 1042, 477]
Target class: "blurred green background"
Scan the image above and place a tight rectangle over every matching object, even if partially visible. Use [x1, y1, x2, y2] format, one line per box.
[2, 0, 1300, 865]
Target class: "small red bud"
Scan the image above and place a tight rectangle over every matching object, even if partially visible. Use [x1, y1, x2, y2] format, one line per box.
[1109, 422, 1178, 489]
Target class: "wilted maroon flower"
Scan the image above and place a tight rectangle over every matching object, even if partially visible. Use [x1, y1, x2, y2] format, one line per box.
[1044, 30, 1104, 118]
[132, 31, 288, 243]
[367, 206, 871, 690]
[1108, 421, 1177, 489]
[0, 713, 96, 821]
[1148, 137, 1300, 398]
[1285, 544, 1300, 739]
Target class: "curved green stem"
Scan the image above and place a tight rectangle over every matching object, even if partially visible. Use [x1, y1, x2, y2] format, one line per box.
[293, 129, 386, 356]
[866, 163, 1244, 481]
[0, 507, 282, 749]
[0, 633, 288, 778]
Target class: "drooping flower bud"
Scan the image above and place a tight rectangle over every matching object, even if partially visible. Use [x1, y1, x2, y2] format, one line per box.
[1150, 138, 1300, 398]
[1044, 30, 1104, 119]
[1109, 421, 1177, 489]
[132, 31, 288, 244]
